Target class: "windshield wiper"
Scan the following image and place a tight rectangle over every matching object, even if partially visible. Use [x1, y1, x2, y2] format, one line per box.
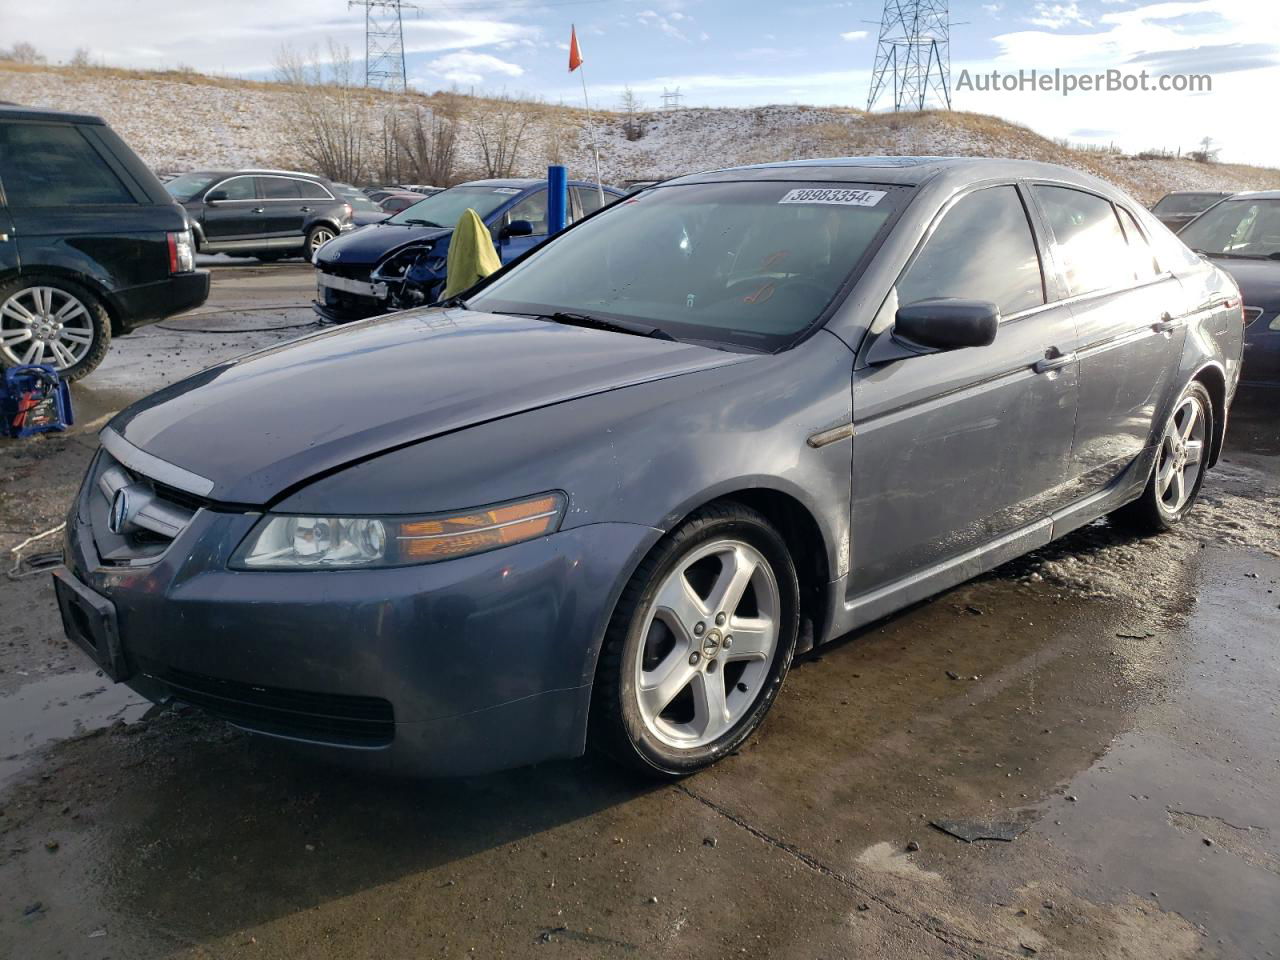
[400, 218, 442, 227]
[543, 311, 675, 341]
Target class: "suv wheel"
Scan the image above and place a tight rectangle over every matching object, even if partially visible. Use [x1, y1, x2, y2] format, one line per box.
[0, 277, 111, 381]
[592, 502, 800, 778]
[305, 225, 336, 258]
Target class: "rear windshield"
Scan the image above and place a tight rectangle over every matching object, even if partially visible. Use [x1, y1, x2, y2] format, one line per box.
[466, 181, 905, 350]
[1153, 193, 1227, 215]
[165, 172, 218, 202]
[387, 185, 526, 227]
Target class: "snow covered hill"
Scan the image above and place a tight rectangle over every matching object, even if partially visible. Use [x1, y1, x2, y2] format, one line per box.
[4, 62, 1278, 204]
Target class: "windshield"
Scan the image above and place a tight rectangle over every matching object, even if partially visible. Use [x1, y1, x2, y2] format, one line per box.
[164, 172, 218, 202]
[347, 195, 381, 213]
[1153, 193, 1226, 215]
[387, 185, 525, 227]
[1178, 198, 1280, 259]
[466, 181, 903, 350]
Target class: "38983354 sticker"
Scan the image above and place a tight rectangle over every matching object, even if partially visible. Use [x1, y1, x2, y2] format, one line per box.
[778, 188, 886, 206]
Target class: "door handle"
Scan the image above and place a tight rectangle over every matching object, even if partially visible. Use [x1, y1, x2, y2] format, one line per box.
[251, 207, 265, 214]
[1152, 312, 1177, 334]
[1033, 348, 1076, 374]
[300, 206, 312, 212]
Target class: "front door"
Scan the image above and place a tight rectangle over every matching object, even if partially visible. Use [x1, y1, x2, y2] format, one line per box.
[848, 183, 1079, 612]
[1029, 186, 1185, 496]
[256, 176, 310, 241]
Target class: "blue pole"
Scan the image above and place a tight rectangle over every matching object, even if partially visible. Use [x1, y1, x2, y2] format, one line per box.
[547, 164, 568, 235]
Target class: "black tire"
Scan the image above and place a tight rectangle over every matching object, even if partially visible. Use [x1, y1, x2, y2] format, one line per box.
[0, 275, 111, 382]
[590, 502, 800, 779]
[305, 225, 337, 259]
[1112, 380, 1214, 535]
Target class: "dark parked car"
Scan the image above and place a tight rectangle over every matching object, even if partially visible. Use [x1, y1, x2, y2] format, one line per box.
[1178, 191, 1280, 385]
[331, 183, 389, 227]
[0, 105, 209, 380]
[56, 157, 1241, 779]
[163, 169, 353, 261]
[1151, 191, 1232, 231]
[377, 193, 425, 214]
[313, 177, 624, 322]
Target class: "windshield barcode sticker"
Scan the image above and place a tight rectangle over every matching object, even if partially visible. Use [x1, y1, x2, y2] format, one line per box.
[779, 188, 886, 206]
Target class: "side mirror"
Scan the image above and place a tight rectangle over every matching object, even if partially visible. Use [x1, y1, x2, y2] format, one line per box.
[894, 299, 1000, 351]
[205, 189, 228, 204]
[501, 219, 534, 239]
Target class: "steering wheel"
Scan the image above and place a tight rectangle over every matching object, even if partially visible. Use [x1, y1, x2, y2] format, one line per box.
[722, 273, 830, 305]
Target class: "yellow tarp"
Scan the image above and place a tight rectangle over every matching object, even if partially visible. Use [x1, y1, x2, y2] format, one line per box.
[442, 208, 502, 299]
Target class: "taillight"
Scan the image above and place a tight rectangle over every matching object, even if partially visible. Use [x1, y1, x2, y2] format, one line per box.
[343, 203, 353, 222]
[167, 230, 195, 274]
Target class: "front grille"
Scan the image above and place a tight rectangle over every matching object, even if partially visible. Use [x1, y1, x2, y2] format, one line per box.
[86, 449, 208, 565]
[155, 667, 395, 746]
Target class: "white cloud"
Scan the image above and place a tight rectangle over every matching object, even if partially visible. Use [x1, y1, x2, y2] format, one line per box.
[1027, 2, 1093, 29]
[840, 30, 869, 41]
[423, 51, 523, 86]
[982, 3, 1003, 15]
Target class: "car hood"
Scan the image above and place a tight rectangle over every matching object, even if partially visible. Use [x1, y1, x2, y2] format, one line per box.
[1212, 258, 1280, 311]
[110, 308, 753, 505]
[315, 222, 453, 267]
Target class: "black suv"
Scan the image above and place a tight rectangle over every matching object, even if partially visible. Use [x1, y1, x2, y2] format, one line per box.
[164, 170, 354, 261]
[0, 105, 209, 380]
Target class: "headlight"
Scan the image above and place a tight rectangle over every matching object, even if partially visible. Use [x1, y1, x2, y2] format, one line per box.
[231, 492, 566, 570]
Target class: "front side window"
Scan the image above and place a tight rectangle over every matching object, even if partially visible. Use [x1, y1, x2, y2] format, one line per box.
[212, 177, 256, 201]
[467, 181, 904, 350]
[1178, 198, 1280, 260]
[1034, 186, 1134, 297]
[258, 177, 300, 200]
[0, 122, 133, 206]
[165, 172, 218, 202]
[576, 186, 607, 217]
[504, 190, 549, 235]
[897, 185, 1045, 317]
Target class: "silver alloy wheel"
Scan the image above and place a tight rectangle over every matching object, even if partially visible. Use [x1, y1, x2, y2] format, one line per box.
[0, 285, 95, 371]
[1155, 394, 1207, 515]
[634, 539, 780, 749]
[308, 227, 335, 253]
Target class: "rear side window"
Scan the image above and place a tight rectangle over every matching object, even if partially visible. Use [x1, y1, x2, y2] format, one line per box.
[1117, 206, 1160, 281]
[897, 185, 1045, 317]
[258, 176, 300, 200]
[0, 122, 133, 206]
[1034, 186, 1134, 297]
[575, 186, 607, 217]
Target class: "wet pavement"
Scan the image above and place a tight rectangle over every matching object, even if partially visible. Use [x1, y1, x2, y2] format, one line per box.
[0, 266, 1277, 958]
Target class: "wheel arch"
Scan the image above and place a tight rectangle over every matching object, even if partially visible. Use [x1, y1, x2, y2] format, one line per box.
[0, 267, 125, 336]
[1190, 361, 1227, 468]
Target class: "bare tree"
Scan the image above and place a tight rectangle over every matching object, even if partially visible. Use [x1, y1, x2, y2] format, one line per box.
[275, 42, 371, 184]
[1189, 134, 1220, 164]
[472, 93, 537, 178]
[395, 93, 463, 186]
[619, 86, 646, 141]
[2, 42, 46, 64]
[69, 48, 92, 68]
[542, 101, 575, 166]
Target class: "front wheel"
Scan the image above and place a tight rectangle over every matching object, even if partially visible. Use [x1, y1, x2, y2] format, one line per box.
[1112, 381, 1213, 534]
[591, 503, 800, 778]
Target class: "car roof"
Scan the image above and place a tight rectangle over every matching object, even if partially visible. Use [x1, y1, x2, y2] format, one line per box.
[178, 169, 330, 181]
[664, 156, 1123, 194]
[1216, 190, 1280, 200]
[0, 103, 105, 124]
[457, 178, 622, 193]
[1161, 190, 1233, 197]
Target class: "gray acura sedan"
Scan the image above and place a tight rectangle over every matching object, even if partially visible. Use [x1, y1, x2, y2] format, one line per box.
[54, 157, 1244, 779]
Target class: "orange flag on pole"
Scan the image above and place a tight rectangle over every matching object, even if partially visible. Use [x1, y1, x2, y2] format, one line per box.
[568, 25, 583, 72]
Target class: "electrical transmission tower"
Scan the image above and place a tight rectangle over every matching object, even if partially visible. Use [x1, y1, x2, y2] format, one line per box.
[866, 0, 952, 112]
[350, 0, 415, 91]
[661, 87, 684, 110]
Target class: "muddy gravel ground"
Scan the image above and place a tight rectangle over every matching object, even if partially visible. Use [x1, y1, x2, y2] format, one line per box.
[1, 265, 1278, 959]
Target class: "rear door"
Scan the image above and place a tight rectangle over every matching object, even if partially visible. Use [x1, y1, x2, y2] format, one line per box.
[201, 175, 262, 243]
[0, 185, 16, 278]
[849, 183, 1079, 608]
[1029, 185, 1186, 498]
[256, 176, 306, 239]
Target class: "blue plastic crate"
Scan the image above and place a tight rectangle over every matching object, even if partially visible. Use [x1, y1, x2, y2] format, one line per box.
[2, 364, 74, 438]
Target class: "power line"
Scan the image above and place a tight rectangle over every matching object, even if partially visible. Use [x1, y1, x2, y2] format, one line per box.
[350, 0, 414, 91]
[866, 0, 952, 112]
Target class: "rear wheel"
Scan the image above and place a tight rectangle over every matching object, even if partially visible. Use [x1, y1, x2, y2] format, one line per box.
[1113, 381, 1213, 534]
[592, 503, 799, 778]
[0, 276, 111, 381]
[305, 225, 336, 259]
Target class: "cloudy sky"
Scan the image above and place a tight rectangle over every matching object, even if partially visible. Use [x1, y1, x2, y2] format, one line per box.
[3, 0, 1277, 165]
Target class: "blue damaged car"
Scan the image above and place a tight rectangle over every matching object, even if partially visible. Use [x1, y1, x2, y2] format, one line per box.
[312, 177, 624, 322]
[55, 157, 1242, 779]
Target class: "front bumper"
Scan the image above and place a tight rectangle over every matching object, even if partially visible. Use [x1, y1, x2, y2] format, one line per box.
[59, 469, 660, 776]
[312, 267, 387, 323]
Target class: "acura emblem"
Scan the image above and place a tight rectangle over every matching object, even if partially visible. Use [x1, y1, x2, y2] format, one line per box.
[108, 488, 130, 534]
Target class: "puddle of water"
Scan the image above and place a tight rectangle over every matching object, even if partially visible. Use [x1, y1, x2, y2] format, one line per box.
[0, 670, 148, 789]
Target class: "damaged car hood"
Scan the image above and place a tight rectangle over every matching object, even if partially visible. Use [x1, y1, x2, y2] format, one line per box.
[109, 308, 752, 504]
[316, 222, 453, 267]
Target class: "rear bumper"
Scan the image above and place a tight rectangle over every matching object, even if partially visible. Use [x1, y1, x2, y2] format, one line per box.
[109, 270, 211, 332]
[59, 482, 661, 776]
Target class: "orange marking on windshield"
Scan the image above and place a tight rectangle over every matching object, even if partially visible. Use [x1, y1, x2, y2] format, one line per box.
[743, 282, 776, 305]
